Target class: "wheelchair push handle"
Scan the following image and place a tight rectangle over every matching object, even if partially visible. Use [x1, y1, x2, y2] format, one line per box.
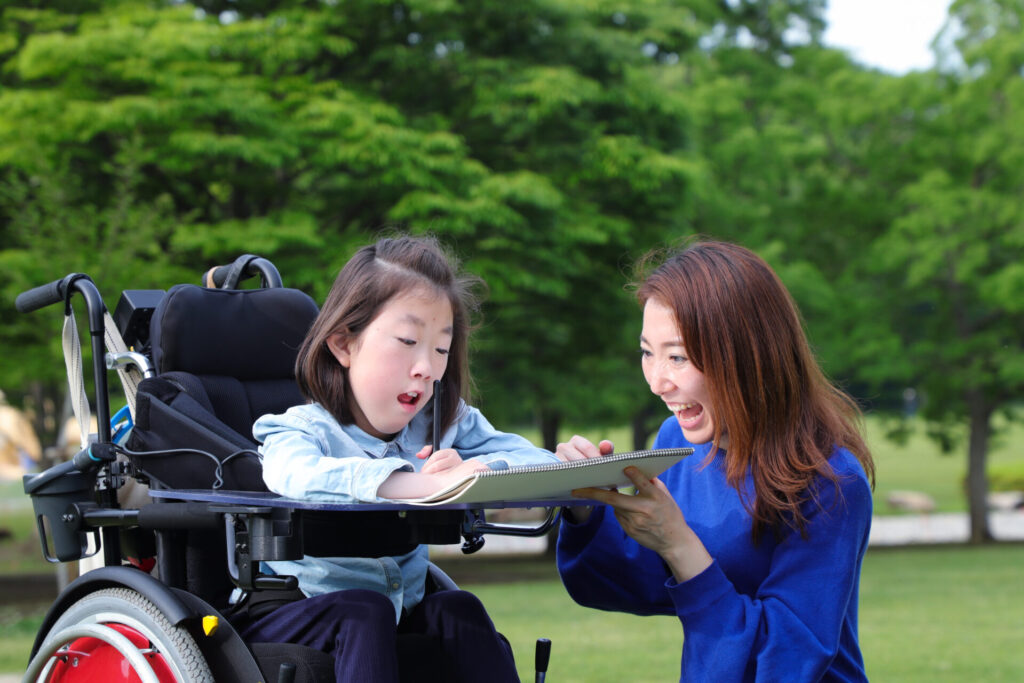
[203, 254, 283, 289]
[15, 273, 86, 313]
[15, 272, 112, 440]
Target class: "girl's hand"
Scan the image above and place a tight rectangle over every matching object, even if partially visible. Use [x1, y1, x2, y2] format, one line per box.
[572, 466, 712, 582]
[555, 435, 614, 461]
[416, 445, 465, 475]
[434, 457, 489, 483]
[377, 456, 488, 500]
[556, 437, 615, 523]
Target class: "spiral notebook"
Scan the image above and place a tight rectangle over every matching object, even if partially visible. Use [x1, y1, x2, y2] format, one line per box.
[392, 447, 693, 506]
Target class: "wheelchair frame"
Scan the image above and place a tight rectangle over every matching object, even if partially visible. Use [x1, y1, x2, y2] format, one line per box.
[17, 256, 558, 683]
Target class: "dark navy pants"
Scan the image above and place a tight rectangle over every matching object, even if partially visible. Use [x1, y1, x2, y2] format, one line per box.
[239, 588, 520, 683]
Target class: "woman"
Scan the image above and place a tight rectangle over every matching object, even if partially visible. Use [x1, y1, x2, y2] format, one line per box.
[556, 239, 875, 682]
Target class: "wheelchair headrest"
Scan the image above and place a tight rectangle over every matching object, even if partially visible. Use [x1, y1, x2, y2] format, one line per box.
[150, 284, 319, 380]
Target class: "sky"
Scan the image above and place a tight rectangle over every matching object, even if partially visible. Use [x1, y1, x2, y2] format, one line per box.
[822, 0, 954, 74]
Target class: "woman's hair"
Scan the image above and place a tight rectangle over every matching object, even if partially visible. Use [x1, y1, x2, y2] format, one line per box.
[635, 238, 874, 541]
[296, 233, 481, 436]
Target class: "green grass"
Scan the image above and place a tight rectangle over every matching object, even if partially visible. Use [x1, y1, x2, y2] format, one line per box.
[4, 546, 1024, 678]
[0, 480, 55, 575]
[0, 602, 47, 673]
[471, 545, 1024, 683]
[858, 545, 1024, 682]
[472, 574, 682, 682]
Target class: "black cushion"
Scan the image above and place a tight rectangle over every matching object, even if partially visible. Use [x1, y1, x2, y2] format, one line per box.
[151, 284, 319, 380]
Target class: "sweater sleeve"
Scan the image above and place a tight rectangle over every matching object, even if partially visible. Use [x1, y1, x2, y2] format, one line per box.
[557, 419, 694, 616]
[668, 467, 872, 682]
[556, 505, 677, 616]
[556, 420, 688, 615]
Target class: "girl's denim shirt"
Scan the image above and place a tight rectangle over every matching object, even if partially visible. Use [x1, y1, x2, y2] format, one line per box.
[252, 400, 558, 621]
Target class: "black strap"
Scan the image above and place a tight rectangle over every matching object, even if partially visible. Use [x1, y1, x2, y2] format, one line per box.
[228, 586, 308, 626]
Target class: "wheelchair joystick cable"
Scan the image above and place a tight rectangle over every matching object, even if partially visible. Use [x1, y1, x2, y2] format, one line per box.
[112, 443, 262, 489]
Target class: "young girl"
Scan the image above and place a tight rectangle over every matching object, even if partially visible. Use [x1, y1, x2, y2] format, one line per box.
[555, 240, 875, 682]
[241, 234, 558, 682]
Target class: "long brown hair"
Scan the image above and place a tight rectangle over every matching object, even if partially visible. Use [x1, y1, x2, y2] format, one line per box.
[296, 234, 481, 436]
[636, 239, 874, 541]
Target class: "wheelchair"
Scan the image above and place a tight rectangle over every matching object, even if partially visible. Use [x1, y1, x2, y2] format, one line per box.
[17, 255, 557, 683]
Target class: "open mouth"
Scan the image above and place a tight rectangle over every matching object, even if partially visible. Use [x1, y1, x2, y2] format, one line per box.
[398, 391, 421, 407]
[668, 402, 704, 426]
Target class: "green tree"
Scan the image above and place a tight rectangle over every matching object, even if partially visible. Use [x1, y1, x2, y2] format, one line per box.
[862, 0, 1024, 542]
[0, 139, 185, 444]
[1, 0, 875, 463]
[0, 0, 764, 446]
[0, 1, 499, 432]
[796, 0, 1023, 541]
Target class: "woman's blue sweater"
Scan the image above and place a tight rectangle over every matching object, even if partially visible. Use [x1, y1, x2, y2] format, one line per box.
[557, 417, 872, 682]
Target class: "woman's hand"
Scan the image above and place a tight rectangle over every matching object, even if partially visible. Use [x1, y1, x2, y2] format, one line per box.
[555, 435, 615, 461]
[416, 445, 465, 475]
[572, 466, 712, 582]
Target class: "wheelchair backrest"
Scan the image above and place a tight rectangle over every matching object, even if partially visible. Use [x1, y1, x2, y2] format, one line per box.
[126, 283, 319, 491]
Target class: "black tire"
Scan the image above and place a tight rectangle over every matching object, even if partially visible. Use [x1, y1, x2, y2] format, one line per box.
[38, 587, 214, 682]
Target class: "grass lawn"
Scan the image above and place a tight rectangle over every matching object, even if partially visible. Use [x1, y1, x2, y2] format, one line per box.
[6, 545, 1023, 679]
[469, 544, 1024, 683]
[0, 601, 48, 674]
[858, 544, 1024, 682]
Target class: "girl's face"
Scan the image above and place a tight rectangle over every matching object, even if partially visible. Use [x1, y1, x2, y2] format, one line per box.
[327, 288, 453, 439]
[640, 298, 725, 448]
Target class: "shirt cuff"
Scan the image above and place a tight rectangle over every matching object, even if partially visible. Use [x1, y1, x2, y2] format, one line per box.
[355, 458, 414, 503]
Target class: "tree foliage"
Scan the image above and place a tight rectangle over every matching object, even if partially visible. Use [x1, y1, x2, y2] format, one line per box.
[0, 0, 1019, 541]
[846, 0, 1024, 540]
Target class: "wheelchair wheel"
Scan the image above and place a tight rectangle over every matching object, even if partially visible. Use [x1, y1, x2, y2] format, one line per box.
[29, 587, 214, 683]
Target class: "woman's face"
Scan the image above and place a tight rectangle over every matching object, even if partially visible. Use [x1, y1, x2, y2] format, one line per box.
[640, 298, 724, 447]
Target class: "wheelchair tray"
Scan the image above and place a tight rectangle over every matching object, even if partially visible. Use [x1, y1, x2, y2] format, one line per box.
[149, 488, 578, 511]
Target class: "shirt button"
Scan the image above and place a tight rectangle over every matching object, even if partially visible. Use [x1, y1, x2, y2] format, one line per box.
[392, 582, 400, 590]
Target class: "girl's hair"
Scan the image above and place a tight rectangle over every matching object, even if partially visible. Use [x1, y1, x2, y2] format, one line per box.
[635, 238, 874, 541]
[296, 234, 481, 436]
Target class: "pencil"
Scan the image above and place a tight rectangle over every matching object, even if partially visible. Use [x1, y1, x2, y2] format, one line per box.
[432, 378, 441, 454]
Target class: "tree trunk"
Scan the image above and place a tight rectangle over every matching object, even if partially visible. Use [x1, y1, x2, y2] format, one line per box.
[965, 389, 993, 544]
[27, 381, 60, 449]
[539, 410, 560, 452]
[631, 403, 660, 451]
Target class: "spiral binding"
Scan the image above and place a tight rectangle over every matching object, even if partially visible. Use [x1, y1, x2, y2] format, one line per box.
[475, 447, 694, 478]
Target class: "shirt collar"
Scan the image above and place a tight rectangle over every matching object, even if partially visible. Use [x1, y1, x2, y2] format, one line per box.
[338, 408, 431, 458]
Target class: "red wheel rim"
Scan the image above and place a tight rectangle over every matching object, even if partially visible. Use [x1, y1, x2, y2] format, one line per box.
[44, 622, 178, 682]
